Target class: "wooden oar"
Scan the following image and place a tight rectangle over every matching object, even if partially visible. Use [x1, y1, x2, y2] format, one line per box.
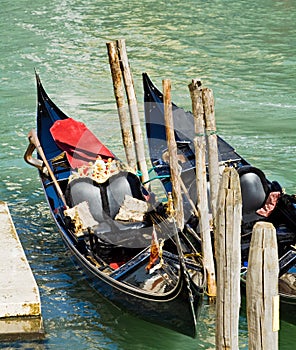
[24, 129, 67, 207]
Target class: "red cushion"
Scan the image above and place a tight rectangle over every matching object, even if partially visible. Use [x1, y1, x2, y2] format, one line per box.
[50, 118, 114, 168]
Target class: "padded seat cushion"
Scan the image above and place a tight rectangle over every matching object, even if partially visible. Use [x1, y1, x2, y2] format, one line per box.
[238, 166, 270, 223]
[65, 171, 146, 222]
[106, 172, 144, 218]
[65, 177, 104, 222]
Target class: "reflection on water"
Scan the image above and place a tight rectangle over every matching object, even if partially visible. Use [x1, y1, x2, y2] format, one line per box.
[1, 0, 296, 348]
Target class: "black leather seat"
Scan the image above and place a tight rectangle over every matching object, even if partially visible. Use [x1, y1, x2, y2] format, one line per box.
[238, 166, 270, 225]
[65, 171, 145, 221]
[106, 172, 144, 218]
[64, 172, 156, 248]
[65, 176, 105, 222]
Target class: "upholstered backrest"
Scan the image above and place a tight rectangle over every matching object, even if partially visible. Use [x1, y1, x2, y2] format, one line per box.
[106, 172, 144, 219]
[65, 177, 104, 222]
[65, 172, 145, 222]
[238, 166, 269, 222]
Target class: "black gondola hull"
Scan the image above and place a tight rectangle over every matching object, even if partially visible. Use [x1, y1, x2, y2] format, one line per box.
[46, 186, 203, 337]
[142, 72, 296, 314]
[25, 73, 205, 338]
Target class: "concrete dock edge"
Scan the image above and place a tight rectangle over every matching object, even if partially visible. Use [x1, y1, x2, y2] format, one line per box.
[0, 201, 44, 341]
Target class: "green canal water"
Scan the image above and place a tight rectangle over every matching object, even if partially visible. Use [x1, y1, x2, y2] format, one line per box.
[1, 0, 295, 348]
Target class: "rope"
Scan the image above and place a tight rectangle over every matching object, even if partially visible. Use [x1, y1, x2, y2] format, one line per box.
[206, 130, 218, 136]
[195, 130, 218, 137]
[142, 174, 170, 185]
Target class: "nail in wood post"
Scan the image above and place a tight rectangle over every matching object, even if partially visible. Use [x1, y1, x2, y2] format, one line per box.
[106, 41, 136, 170]
[116, 39, 149, 186]
[203, 88, 220, 226]
[215, 167, 242, 350]
[247, 222, 279, 350]
[163, 79, 184, 230]
[189, 79, 216, 300]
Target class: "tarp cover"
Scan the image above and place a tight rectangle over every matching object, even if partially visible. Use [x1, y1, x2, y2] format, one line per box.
[50, 118, 115, 168]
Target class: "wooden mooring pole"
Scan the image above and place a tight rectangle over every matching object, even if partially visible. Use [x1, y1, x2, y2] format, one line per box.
[106, 41, 136, 170]
[247, 222, 279, 350]
[202, 88, 220, 226]
[189, 79, 216, 300]
[215, 167, 242, 350]
[163, 79, 184, 230]
[116, 39, 150, 186]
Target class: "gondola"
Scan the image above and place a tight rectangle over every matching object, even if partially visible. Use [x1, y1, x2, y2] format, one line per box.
[142, 72, 296, 314]
[24, 74, 206, 338]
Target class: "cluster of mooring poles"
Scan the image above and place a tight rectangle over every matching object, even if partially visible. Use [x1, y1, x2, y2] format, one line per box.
[106, 39, 280, 350]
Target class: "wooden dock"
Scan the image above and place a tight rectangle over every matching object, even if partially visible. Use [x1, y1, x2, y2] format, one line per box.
[0, 201, 44, 341]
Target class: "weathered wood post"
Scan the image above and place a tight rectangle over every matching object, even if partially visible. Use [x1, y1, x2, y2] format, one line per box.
[247, 222, 279, 350]
[163, 79, 184, 230]
[189, 79, 216, 300]
[116, 39, 150, 185]
[215, 167, 242, 350]
[106, 41, 136, 170]
[203, 88, 220, 226]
